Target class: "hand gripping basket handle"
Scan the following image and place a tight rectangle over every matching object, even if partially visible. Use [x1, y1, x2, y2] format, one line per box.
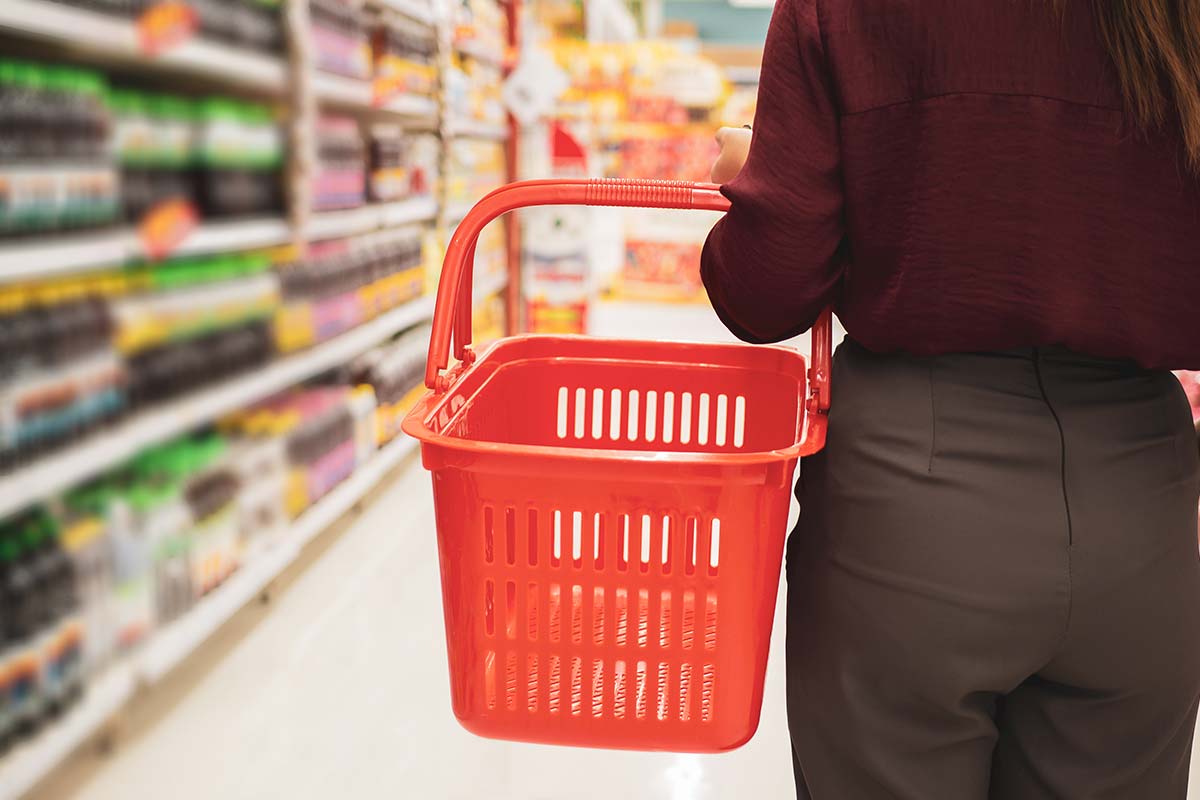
[425, 178, 832, 412]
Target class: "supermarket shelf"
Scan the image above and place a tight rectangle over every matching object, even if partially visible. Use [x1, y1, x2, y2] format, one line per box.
[454, 39, 507, 67]
[313, 71, 374, 107]
[378, 0, 437, 25]
[314, 71, 437, 120]
[0, 435, 420, 799]
[126, 216, 293, 261]
[0, 218, 292, 283]
[446, 117, 510, 141]
[309, 197, 438, 241]
[376, 93, 439, 118]
[377, 197, 439, 228]
[0, 295, 435, 521]
[474, 269, 509, 301]
[0, 0, 286, 93]
[308, 206, 380, 241]
[140, 433, 418, 682]
[0, 229, 126, 281]
[0, 664, 137, 800]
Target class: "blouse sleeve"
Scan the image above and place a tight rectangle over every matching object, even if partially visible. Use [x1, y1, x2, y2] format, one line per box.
[700, 0, 846, 344]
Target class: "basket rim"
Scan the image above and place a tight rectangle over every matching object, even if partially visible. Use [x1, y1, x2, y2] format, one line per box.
[402, 333, 826, 466]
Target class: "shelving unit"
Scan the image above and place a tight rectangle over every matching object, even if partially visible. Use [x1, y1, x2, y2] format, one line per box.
[126, 217, 293, 261]
[0, 0, 287, 94]
[0, 0, 521, 789]
[139, 433, 420, 683]
[0, 294, 434, 521]
[312, 71, 375, 108]
[445, 117, 511, 141]
[0, 433, 419, 800]
[376, 93, 440, 118]
[0, 230, 127, 281]
[308, 197, 438, 241]
[0, 218, 295, 281]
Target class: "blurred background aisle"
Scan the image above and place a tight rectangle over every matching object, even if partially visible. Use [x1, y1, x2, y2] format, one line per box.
[1, 0, 1198, 796]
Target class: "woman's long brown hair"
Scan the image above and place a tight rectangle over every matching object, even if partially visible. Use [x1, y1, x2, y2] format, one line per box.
[1076, 0, 1200, 169]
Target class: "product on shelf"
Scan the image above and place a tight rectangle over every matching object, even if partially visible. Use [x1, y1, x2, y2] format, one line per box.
[110, 90, 194, 222]
[194, 99, 285, 218]
[127, 321, 275, 406]
[227, 435, 288, 559]
[452, 0, 508, 61]
[0, 282, 125, 471]
[64, 483, 154, 654]
[191, 0, 286, 53]
[59, 507, 116, 675]
[112, 91, 284, 222]
[223, 385, 376, 517]
[618, 207, 720, 302]
[112, 263, 280, 355]
[114, 252, 280, 406]
[344, 323, 429, 444]
[522, 205, 590, 335]
[313, 115, 366, 211]
[444, 138, 505, 207]
[371, 11, 438, 101]
[310, 0, 372, 80]
[45, 0, 285, 53]
[274, 226, 425, 352]
[367, 125, 439, 203]
[446, 58, 505, 129]
[0, 507, 86, 747]
[0, 59, 119, 238]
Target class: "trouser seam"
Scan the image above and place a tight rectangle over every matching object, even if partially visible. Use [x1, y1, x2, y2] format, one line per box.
[1032, 347, 1074, 650]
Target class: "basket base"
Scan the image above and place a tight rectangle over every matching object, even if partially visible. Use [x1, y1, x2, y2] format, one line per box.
[452, 704, 764, 754]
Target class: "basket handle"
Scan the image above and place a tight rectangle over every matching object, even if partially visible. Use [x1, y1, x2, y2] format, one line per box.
[426, 178, 832, 414]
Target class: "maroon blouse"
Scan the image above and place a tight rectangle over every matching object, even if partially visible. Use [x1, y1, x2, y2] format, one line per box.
[701, 0, 1200, 370]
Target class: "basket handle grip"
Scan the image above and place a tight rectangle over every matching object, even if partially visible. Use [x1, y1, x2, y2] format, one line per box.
[426, 178, 832, 413]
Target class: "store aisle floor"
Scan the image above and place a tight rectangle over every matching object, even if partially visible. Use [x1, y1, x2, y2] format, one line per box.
[34, 455, 796, 800]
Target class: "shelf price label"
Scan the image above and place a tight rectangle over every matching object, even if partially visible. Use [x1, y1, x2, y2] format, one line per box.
[138, 1, 199, 56]
[138, 198, 198, 261]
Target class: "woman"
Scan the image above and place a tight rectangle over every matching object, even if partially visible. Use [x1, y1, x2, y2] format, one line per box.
[702, 1, 1200, 797]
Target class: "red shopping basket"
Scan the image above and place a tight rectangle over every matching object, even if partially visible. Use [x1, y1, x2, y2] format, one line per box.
[403, 178, 831, 753]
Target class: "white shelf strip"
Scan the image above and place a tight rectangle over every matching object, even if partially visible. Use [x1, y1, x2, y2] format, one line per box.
[0, 218, 292, 282]
[309, 197, 438, 241]
[312, 71, 374, 107]
[376, 94, 439, 118]
[0, 435, 419, 800]
[0, 0, 286, 93]
[0, 295, 435, 521]
[378, 197, 439, 228]
[127, 217, 293, 262]
[446, 118, 510, 141]
[314, 71, 438, 120]
[0, 229, 127, 281]
[0, 665, 137, 800]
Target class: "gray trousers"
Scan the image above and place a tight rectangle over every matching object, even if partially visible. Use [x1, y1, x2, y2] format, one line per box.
[787, 340, 1200, 799]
